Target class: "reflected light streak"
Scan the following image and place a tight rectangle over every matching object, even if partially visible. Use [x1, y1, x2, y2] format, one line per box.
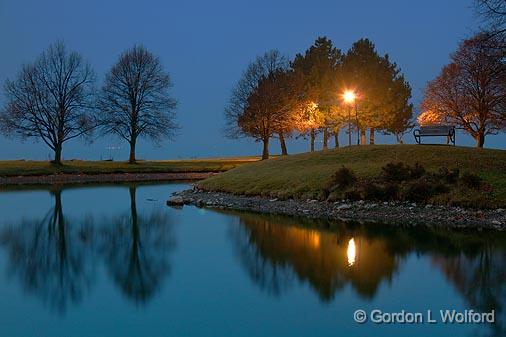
[347, 238, 356, 266]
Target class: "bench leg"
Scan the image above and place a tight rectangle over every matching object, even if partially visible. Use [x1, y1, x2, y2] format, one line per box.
[448, 132, 455, 146]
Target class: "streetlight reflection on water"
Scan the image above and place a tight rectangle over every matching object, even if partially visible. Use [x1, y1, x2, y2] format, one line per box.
[347, 238, 356, 266]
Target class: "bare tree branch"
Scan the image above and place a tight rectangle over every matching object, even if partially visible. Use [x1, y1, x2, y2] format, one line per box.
[420, 33, 506, 147]
[224, 50, 288, 140]
[98, 45, 178, 163]
[0, 41, 96, 163]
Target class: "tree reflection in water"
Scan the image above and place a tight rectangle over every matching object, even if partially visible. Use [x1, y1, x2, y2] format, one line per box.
[432, 246, 506, 337]
[229, 213, 400, 301]
[0, 188, 95, 313]
[228, 208, 506, 337]
[230, 220, 296, 297]
[0, 184, 175, 312]
[99, 186, 175, 305]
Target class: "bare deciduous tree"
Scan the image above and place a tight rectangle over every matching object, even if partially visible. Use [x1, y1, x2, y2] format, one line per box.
[238, 69, 303, 159]
[224, 50, 288, 139]
[0, 41, 95, 164]
[476, 0, 506, 38]
[420, 34, 506, 147]
[99, 45, 177, 163]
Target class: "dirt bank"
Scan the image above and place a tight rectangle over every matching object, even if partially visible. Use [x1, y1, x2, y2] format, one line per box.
[0, 172, 217, 186]
[171, 188, 506, 230]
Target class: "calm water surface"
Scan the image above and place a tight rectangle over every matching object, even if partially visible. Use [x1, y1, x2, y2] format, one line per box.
[0, 183, 504, 337]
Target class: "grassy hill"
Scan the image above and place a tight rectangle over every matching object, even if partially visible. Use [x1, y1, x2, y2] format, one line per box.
[198, 145, 506, 207]
[0, 157, 259, 177]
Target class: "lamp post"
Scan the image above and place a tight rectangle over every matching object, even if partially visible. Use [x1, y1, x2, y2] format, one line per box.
[343, 90, 356, 147]
[356, 102, 360, 146]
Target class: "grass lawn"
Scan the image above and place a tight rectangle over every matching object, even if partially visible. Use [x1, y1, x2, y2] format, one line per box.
[0, 157, 260, 177]
[198, 145, 506, 207]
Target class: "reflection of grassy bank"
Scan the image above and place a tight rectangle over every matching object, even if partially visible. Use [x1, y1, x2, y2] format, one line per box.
[199, 145, 506, 207]
[0, 157, 259, 177]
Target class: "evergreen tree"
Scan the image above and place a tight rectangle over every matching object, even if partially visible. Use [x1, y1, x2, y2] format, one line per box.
[292, 37, 343, 150]
[342, 39, 413, 144]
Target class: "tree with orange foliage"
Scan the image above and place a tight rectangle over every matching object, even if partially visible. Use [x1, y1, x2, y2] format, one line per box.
[417, 110, 446, 126]
[292, 101, 326, 151]
[292, 37, 343, 150]
[420, 33, 506, 147]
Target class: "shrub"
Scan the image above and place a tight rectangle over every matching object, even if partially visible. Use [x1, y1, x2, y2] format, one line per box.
[401, 180, 435, 202]
[460, 172, 481, 189]
[409, 162, 426, 179]
[381, 162, 411, 182]
[382, 182, 400, 200]
[432, 181, 450, 195]
[327, 166, 357, 190]
[359, 181, 391, 201]
[381, 162, 428, 182]
[326, 191, 341, 202]
[435, 167, 460, 184]
[321, 162, 485, 206]
[432, 188, 493, 209]
[344, 190, 361, 201]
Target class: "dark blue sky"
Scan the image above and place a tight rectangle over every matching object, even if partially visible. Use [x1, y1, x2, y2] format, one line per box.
[0, 0, 503, 160]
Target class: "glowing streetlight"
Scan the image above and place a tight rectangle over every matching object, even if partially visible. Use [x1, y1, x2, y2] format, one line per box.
[342, 90, 357, 146]
[343, 90, 356, 104]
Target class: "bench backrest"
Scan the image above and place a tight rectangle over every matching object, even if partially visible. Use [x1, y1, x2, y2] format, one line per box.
[418, 125, 454, 136]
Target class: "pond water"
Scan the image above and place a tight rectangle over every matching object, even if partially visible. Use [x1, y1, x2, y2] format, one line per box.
[0, 182, 504, 337]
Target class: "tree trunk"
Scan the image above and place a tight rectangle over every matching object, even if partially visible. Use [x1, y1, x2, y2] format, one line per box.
[279, 132, 288, 155]
[262, 137, 269, 160]
[129, 138, 137, 163]
[369, 128, 375, 145]
[129, 185, 140, 261]
[53, 145, 62, 165]
[53, 189, 66, 258]
[360, 129, 366, 145]
[334, 128, 339, 148]
[322, 128, 328, 150]
[310, 128, 315, 152]
[129, 185, 137, 224]
[475, 132, 485, 148]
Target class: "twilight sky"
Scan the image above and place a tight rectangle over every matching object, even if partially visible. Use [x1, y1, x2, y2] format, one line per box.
[0, 0, 503, 160]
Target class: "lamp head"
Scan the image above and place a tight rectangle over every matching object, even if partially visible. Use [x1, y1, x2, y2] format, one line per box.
[343, 90, 356, 104]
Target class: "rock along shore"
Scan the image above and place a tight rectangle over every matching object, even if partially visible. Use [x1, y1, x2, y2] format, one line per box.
[170, 188, 506, 231]
[0, 172, 217, 186]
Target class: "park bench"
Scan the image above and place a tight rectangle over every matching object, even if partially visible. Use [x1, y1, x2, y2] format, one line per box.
[413, 125, 455, 145]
